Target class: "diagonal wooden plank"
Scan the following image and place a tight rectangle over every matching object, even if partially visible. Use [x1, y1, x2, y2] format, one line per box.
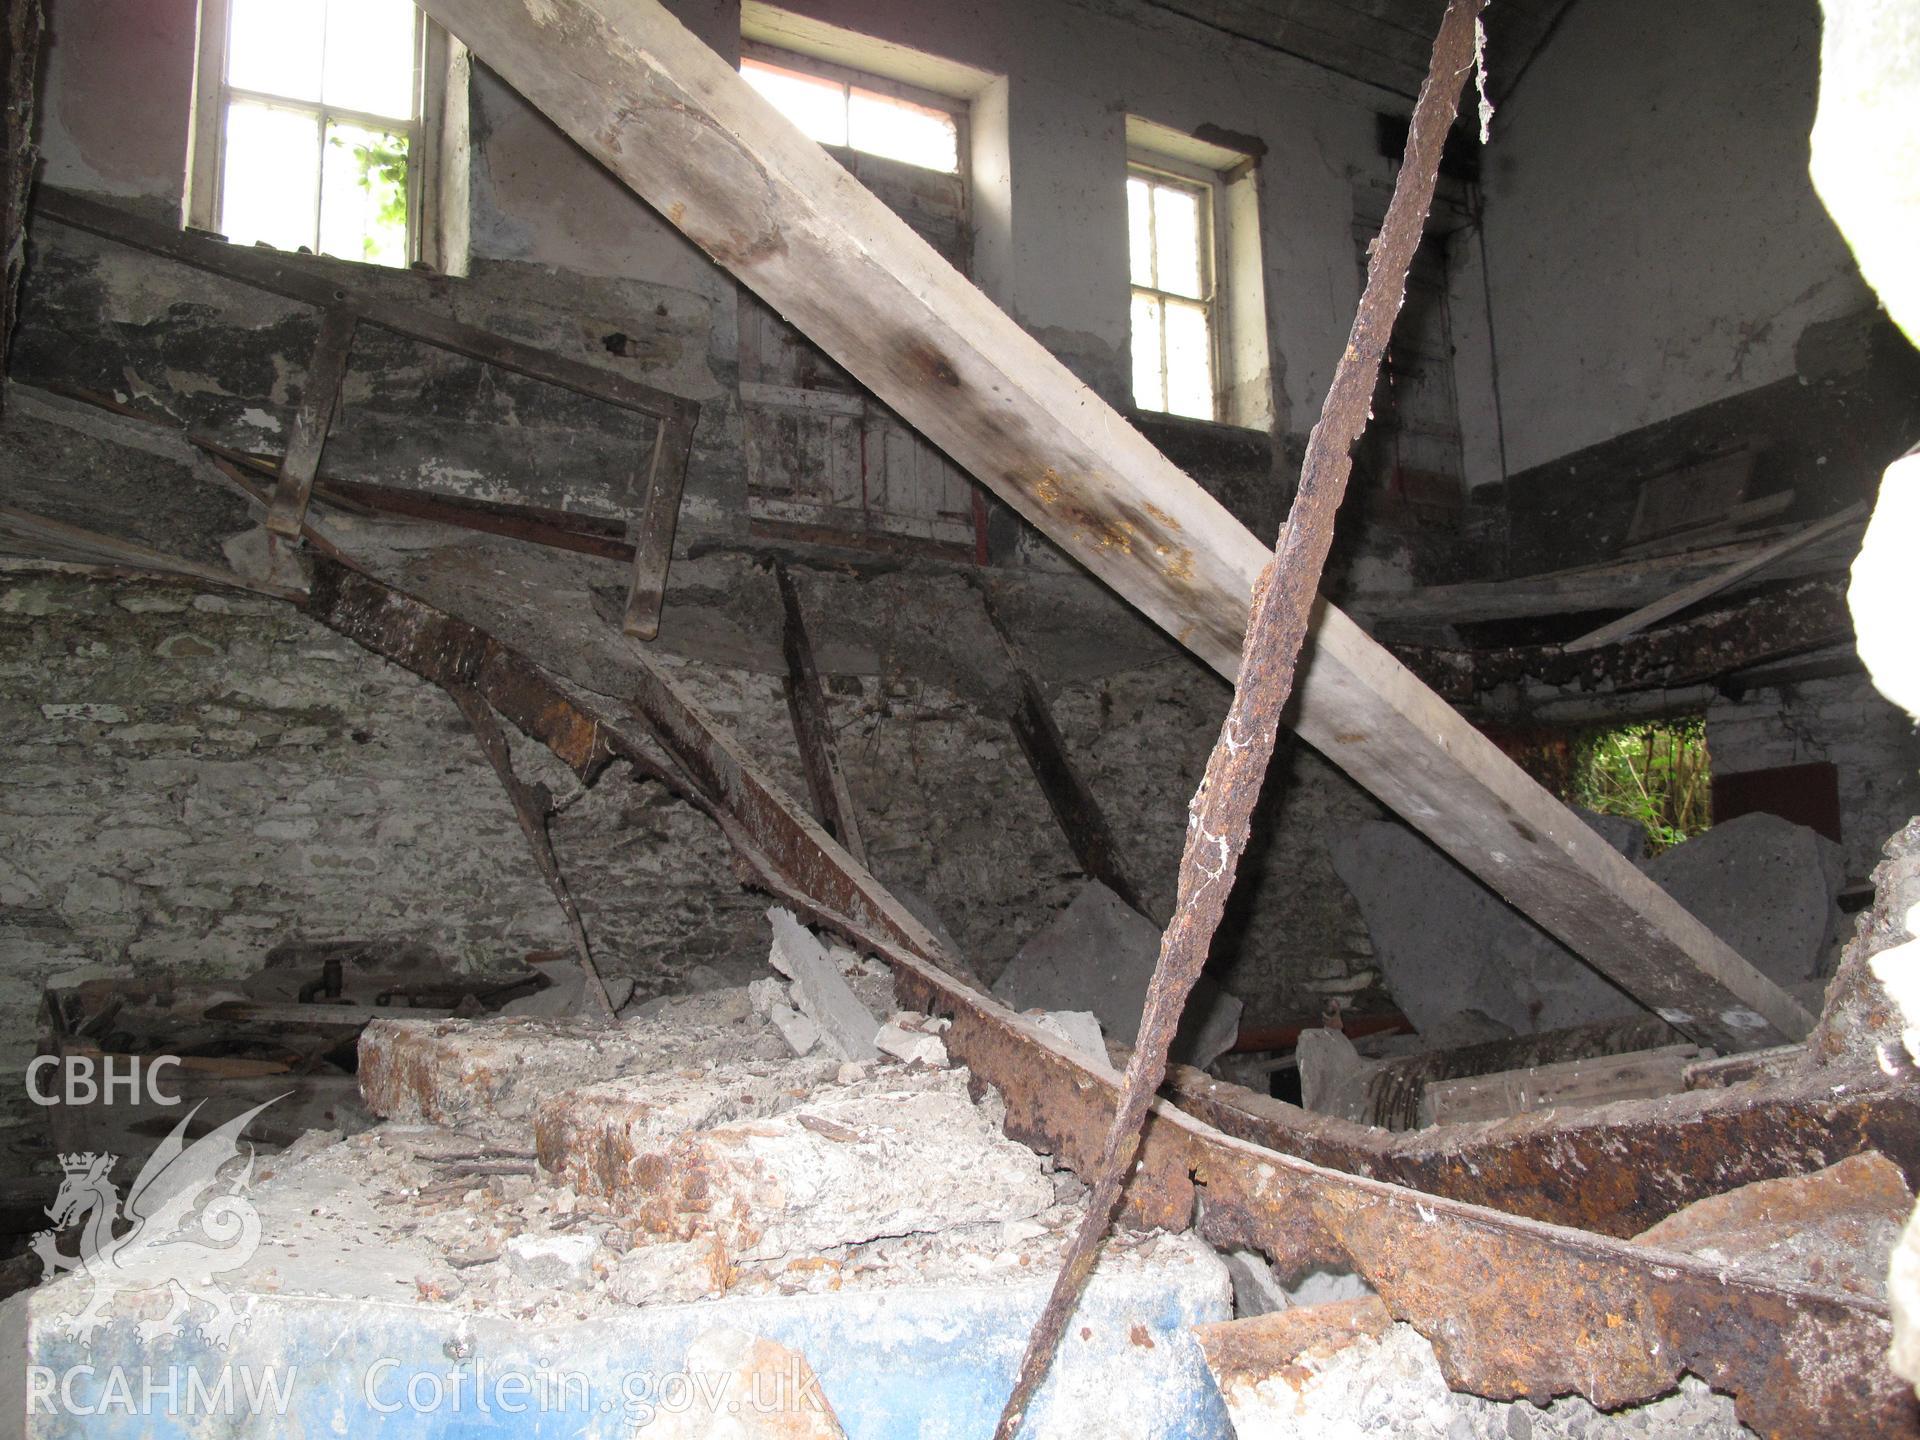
[266, 306, 357, 537]
[411, 0, 1811, 1053]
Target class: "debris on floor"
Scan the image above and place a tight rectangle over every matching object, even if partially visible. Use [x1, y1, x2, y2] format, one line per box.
[1194, 1296, 1754, 1439]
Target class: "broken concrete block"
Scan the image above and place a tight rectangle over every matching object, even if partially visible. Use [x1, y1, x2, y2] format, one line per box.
[634, 1069, 1054, 1262]
[770, 1002, 821, 1057]
[748, 976, 787, 1017]
[1224, 1248, 1291, 1318]
[1196, 1295, 1750, 1439]
[606, 1239, 728, 1307]
[1645, 811, 1847, 988]
[1329, 821, 1641, 1037]
[534, 1056, 837, 1201]
[1635, 1150, 1912, 1298]
[874, 1018, 947, 1066]
[645, 1328, 846, 1439]
[767, 907, 880, 1061]
[1031, 1009, 1112, 1073]
[504, 1232, 598, 1291]
[991, 881, 1242, 1068]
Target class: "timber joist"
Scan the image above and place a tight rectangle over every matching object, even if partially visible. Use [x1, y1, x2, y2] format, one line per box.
[304, 555, 1917, 1439]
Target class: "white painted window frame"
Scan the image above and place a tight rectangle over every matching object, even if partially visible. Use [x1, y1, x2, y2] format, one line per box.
[186, 0, 460, 271]
[1127, 153, 1226, 423]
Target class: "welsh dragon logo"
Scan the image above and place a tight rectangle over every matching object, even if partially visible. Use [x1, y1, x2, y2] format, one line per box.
[31, 1098, 280, 1348]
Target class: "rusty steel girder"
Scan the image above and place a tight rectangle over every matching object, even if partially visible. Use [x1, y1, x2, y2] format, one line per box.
[303, 554, 1917, 1439]
[1167, 1061, 1920, 1238]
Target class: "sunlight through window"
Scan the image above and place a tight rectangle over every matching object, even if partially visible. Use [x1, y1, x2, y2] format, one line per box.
[215, 0, 422, 267]
[743, 55, 960, 174]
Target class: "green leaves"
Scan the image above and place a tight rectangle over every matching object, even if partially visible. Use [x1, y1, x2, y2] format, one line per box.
[1572, 717, 1711, 855]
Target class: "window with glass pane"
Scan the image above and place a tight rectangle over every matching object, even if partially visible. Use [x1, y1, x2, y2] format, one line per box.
[742, 54, 960, 174]
[1127, 168, 1217, 421]
[215, 0, 422, 267]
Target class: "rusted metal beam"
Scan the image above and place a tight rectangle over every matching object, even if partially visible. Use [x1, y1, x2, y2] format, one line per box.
[994, 4, 1485, 1425]
[774, 562, 867, 865]
[987, 600, 1151, 918]
[1168, 1057, 1920, 1238]
[301, 554, 1911, 1438]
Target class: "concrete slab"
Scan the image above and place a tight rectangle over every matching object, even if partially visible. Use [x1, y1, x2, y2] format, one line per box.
[1644, 812, 1846, 988]
[992, 882, 1242, 1068]
[1328, 821, 1641, 1036]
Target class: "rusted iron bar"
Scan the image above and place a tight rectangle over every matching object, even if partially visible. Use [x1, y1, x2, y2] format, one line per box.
[1167, 1058, 1920, 1237]
[300, 555, 1910, 1436]
[266, 307, 357, 537]
[986, 598, 1151, 918]
[992, 5, 1486, 1431]
[441, 679, 617, 1022]
[773, 561, 867, 865]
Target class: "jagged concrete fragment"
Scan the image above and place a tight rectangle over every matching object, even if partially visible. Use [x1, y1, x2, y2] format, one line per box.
[1031, 1010, 1112, 1073]
[991, 881, 1242, 1068]
[874, 1014, 947, 1066]
[767, 906, 880, 1061]
[607, 1239, 728, 1306]
[505, 1232, 599, 1290]
[770, 1002, 821, 1057]
[633, 1069, 1055, 1262]
[534, 1056, 837, 1200]
[1329, 821, 1642, 1036]
[1224, 1249, 1291, 1318]
[1645, 812, 1846, 988]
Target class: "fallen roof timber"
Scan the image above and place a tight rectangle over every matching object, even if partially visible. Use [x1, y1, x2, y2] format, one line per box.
[305, 554, 1908, 1436]
[413, 0, 1809, 1053]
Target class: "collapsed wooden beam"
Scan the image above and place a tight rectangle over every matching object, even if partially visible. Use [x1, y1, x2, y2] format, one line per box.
[411, 0, 1810, 1052]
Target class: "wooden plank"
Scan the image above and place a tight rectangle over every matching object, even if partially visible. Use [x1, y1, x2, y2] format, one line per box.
[989, 603, 1151, 918]
[1353, 531, 1855, 628]
[1564, 502, 1869, 652]
[1422, 1043, 1708, 1126]
[409, 0, 1811, 1052]
[774, 562, 867, 865]
[622, 408, 694, 639]
[34, 187, 693, 422]
[0, 502, 307, 602]
[266, 306, 357, 537]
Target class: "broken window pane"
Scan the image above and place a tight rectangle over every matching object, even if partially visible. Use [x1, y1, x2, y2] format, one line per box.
[1163, 299, 1214, 419]
[321, 121, 409, 266]
[322, 0, 418, 119]
[1131, 292, 1166, 412]
[849, 87, 959, 173]
[220, 100, 322, 252]
[743, 58, 848, 148]
[1127, 176, 1155, 289]
[227, 0, 326, 102]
